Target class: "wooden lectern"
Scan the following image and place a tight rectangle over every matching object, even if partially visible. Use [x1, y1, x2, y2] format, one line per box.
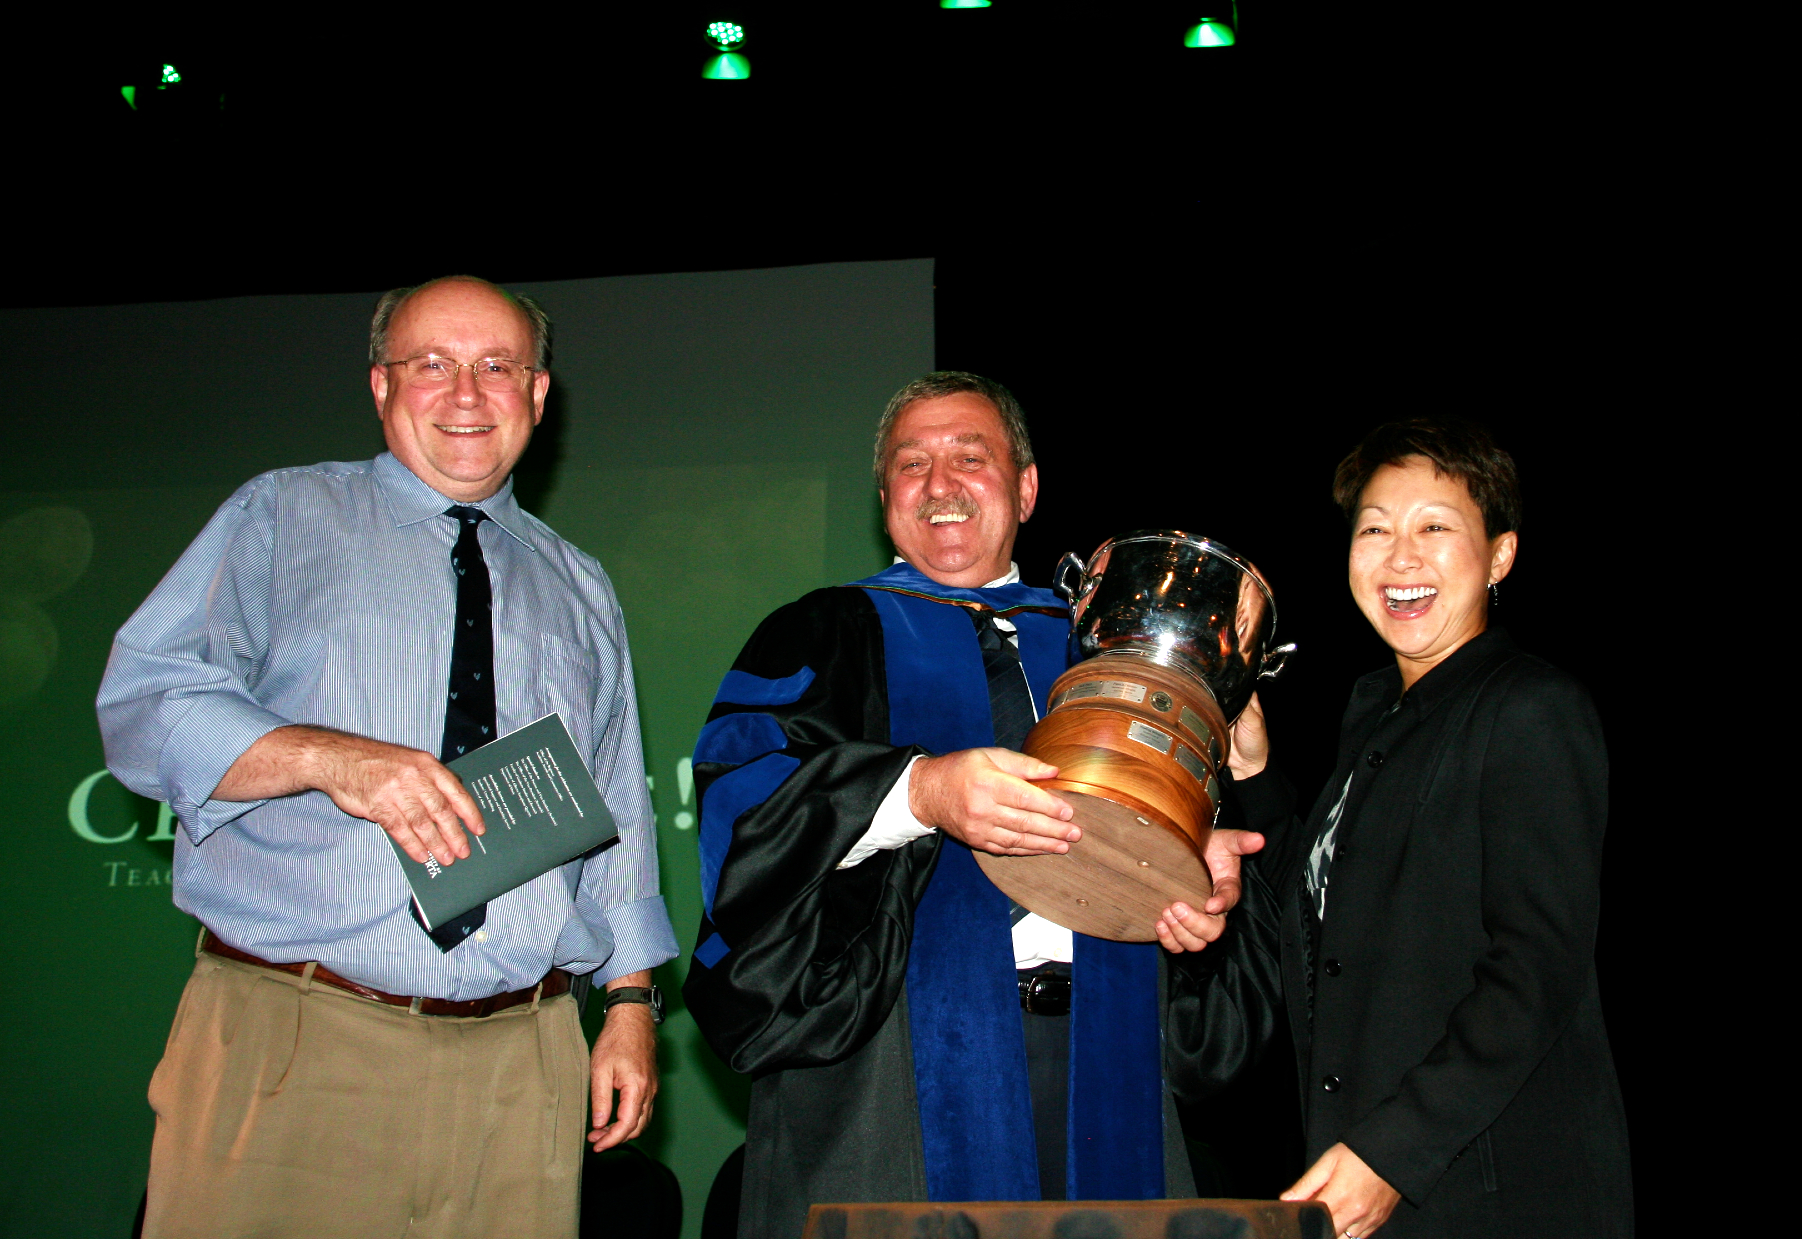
[801, 1200, 1332, 1239]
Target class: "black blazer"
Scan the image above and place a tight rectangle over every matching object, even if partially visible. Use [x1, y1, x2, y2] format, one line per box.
[1236, 629, 1632, 1237]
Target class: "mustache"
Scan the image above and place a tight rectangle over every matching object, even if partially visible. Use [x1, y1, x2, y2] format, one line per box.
[916, 495, 979, 522]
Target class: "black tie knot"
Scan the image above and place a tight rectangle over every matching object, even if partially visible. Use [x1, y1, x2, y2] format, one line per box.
[974, 611, 1006, 654]
[446, 505, 487, 527]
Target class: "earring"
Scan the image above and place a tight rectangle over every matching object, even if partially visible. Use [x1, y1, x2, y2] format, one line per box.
[1488, 582, 1499, 607]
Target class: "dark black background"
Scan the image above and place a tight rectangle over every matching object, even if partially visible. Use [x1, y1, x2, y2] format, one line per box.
[16, 0, 1665, 1218]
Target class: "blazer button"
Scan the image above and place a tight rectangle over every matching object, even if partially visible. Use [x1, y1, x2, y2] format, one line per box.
[1322, 1075, 1342, 1093]
[1366, 750, 1384, 768]
[1323, 958, 1342, 977]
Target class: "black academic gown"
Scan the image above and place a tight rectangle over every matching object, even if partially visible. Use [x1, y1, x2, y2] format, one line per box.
[1236, 629, 1632, 1237]
[682, 576, 1281, 1239]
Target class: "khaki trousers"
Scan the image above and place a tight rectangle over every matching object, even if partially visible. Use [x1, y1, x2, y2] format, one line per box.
[143, 952, 588, 1239]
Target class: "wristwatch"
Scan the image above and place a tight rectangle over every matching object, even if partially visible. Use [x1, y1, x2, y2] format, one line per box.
[602, 985, 665, 1025]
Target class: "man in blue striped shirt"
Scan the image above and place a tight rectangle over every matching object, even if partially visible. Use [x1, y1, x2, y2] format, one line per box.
[98, 276, 676, 1238]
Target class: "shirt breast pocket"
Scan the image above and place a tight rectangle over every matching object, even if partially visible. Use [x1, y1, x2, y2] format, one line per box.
[534, 632, 602, 761]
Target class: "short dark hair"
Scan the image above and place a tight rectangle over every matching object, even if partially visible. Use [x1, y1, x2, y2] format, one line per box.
[873, 371, 1034, 485]
[369, 275, 551, 369]
[1332, 418, 1522, 538]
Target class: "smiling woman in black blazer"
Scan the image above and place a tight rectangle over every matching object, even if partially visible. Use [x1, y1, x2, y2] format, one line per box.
[1226, 420, 1631, 1238]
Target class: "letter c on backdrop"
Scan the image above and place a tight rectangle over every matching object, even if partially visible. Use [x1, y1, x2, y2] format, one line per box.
[68, 770, 136, 844]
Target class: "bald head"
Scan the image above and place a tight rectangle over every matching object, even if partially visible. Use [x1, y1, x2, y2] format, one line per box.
[371, 275, 551, 370]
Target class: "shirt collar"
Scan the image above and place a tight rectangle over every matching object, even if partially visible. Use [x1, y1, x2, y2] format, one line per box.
[1387, 627, 1516, 717]
[890, 556, 1021, 589]
[373, 451, 539, 552]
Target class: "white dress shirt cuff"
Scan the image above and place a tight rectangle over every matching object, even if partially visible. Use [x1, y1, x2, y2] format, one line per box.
[159, 694, 294, 845]
[1012, 913, 1075, 969]
[838, 755, 934, 869]
[584, 894, 682, 985]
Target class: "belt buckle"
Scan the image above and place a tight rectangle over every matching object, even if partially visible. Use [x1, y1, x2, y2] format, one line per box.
[1018, 970, 1072, 1017]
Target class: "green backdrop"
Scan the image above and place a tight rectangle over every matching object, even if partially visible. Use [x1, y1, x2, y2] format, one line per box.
[0, 259, 934, 1238]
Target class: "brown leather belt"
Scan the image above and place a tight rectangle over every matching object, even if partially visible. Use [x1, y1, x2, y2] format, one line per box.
[201, 931, 570, 1018]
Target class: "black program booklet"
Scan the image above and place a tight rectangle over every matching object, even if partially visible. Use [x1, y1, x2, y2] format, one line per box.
[388, 713, 618, 930]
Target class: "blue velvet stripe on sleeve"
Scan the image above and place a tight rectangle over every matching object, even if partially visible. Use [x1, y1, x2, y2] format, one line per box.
[695, 667, 813, 942]
[694, 932, 731, 968]
[699, 753, 801, 920]
[714, 666, 815, 707]
[695, 711, 789, 768]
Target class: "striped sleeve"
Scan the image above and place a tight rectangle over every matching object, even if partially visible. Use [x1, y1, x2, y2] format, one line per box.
[97, 479, 291, 845]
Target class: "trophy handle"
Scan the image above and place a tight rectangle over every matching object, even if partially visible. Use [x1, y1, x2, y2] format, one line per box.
[1053, 551, 1086, 605]
[1258, 642, 1298, 680]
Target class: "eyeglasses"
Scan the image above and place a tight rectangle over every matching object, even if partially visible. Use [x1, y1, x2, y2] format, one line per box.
[386, 353, 541, 390]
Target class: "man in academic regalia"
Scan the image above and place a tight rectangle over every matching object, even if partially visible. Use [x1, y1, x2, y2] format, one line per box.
[683, 372, 1280, 1239]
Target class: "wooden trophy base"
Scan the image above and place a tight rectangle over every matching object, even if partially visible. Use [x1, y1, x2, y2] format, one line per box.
[974, 787, 1213, 941]
[973, 654, 1229, 942]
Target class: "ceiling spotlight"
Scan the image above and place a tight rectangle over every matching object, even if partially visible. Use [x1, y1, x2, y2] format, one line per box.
[703, 21, 750, 79]
[119, 57, 225, 115]
[1184, 20, 1235, 46]
[1184, 6, 1237, 47]
[121, 62, 184, 112]
[941, 1, 993, 8]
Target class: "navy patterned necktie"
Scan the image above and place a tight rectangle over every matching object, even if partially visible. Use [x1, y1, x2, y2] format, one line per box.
[971, 610, 1036, 752]
[972, 609, 1043, 932]
[417, 505, 496, 952]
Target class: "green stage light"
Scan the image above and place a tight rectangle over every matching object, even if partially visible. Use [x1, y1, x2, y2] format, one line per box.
[121, 85, 137, 110]
[1183, 18, 1236, 46]
[940, 0, 993, 8]
[161, 63, 182, 85]
[702, 21, 750, 79]
[702, 52, 751, 79]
